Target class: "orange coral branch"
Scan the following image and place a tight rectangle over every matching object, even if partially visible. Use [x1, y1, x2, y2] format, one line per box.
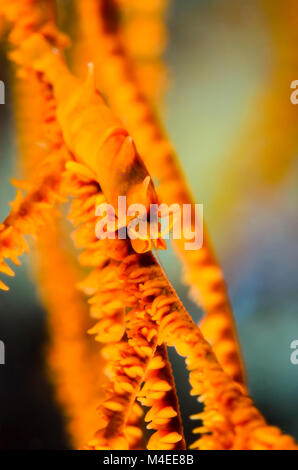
[0, 0, 70, 291]
[0, 158, 65, 290]
[62, 166, 147, 450]
[138, 344, 186, 450]
[62, 151, 181, 450]
[119, 253, 298, 450]
[72, 0, 245, 385]
[12, 51, 104, 447]
[115, 0, 169, 102]
[86, 304, 159, 450]
[35, 223, 105, 448]
[9, 12, 140, 444]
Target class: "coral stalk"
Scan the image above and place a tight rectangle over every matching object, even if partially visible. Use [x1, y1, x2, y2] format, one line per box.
[35, 224, 105, 448]
[138, 344, 186, 450]
[73, 0, 245, 385]
[10, 2, 105, 447]
[119, 253, 298, 450]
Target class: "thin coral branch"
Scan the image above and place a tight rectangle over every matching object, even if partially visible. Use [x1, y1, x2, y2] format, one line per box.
[114, 0, 169, 102]
[72, 0, 245, 385]
[62, 166, 148, 450]
[12, 56, 104, 448]
[0, 0, 70, 291]
[0, 166, 65, 290]
[119, 253, 298, 450]
[62, 160, 181, 450]
[138, 344, 186, 450]
[35, 223, 105, 448]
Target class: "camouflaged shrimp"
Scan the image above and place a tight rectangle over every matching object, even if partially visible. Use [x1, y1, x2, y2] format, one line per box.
[13, 33, 165, 253]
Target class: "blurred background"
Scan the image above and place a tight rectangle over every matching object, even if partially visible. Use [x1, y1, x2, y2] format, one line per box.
[0, 0, 297, 449]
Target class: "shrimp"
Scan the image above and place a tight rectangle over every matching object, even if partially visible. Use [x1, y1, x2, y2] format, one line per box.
[13, 33, 164, 253]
